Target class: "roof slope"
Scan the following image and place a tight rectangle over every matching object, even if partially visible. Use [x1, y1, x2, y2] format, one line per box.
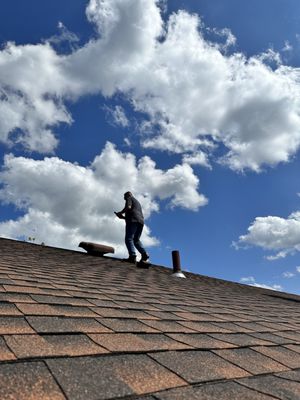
[0, 238, 299, 399]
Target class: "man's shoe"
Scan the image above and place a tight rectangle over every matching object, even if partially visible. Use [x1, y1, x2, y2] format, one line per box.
[122, 255, 136, 264]
[141, 253, 149, 262]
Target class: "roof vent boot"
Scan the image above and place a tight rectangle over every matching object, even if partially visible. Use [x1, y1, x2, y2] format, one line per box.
[172, 250, 186, 278]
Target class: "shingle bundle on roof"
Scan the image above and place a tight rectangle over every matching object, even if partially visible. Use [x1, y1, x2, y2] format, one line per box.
[0, 237, 299, 399]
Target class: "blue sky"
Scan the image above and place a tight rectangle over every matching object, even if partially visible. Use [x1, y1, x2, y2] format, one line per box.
[1, 0, 300, 294]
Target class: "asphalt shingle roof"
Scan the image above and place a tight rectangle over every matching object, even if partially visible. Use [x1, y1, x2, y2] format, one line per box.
[0, 237, 300, 399]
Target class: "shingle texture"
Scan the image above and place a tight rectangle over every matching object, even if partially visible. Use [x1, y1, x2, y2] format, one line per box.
[0, 237, 300, 399]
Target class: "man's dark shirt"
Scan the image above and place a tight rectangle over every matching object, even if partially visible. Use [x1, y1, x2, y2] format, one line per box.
[125, 196, 144, 224]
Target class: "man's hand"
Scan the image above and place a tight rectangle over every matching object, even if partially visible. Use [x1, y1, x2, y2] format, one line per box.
[114, 211, 125, 219]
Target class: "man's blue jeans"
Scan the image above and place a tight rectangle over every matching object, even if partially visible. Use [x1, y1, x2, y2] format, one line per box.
[125, 222, 146, 257]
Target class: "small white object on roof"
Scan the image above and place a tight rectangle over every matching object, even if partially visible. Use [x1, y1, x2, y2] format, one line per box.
[172, 271, 186, 278]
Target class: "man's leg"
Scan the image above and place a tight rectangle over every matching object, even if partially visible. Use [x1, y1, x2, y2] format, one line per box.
[125, 223, 137, 261]
[133, 223, 149, 260]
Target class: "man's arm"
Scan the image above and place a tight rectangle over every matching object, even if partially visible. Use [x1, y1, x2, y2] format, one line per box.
[114, 211, 125, 219]
[115, 198, 132, 219]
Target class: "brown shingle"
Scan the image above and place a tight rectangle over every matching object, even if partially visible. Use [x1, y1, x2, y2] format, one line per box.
[89, 333, 192, 352]
[285, 344, 300, 353]
[29, 294, 93, 306]
[0, 317, 35, 334]
[213, 348, 288, 374]
[143, 311, 186, 320]
[155, 381, 277, 400]
[46, 354, 186, 399]
[51, 284, 85, 291]
[175, 305, 212, 312]
[140, 320, 197, 333]
[14, 303, 63, 316]
[84, 298, 123, 308]
[26, 316, 112, 333]
[251, 345, 300, 369]
[209, 333, 274, 347]
[0, 278, 13, 285]
[233, 322, 276, 332]
[258, 321, 294, 331]
[8, 280, 57, 289]
[0, 302, 22, 316]
[247, 332, 295, 345]
[97, 317, 159, 332]
[272, 331, 300, 342]
[207, 313, 250, 322]
[173, 312, 227, 321]
[15, 303, 99, 317]
[113, 301, 161, 311]
[0, 293, 35, 303]
[177, 321, 233, 333]
[65, 290, 112, 299]
[5, 334, 108, 358]
[209, 321, 253, 333]
[276, 369, 300, 383]
[0, 361, 66, 399]
[3, 285, 66, 296]
[238, 375, 300, 399]
[149, 304, 186, 312]
[0, 336, 16, 360]
[94, 307, 157, 319]
[150, 350, 250, 383]
[166, 333, 236, 349]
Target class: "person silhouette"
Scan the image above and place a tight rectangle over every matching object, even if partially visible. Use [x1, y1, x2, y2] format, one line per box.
[115, 191, 149, 264]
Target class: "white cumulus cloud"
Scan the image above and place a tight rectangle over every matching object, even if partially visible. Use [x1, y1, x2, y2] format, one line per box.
[240, 276, 282, 291]
[182, 152, 212, 169]
[46, 22, 80, 52]
[236, 212, 300, 259]
[282, 271, 295, 278]
[0, 0, 299, 171]
[0, 41, 72, 152]
[104, 105, 130, 128]
[0, 142, 206, 254]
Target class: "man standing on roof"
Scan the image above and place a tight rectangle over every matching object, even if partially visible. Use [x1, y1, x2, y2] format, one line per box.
[115, 191, 149, 264]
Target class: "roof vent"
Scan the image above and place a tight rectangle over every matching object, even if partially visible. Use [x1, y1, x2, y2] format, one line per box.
[79, 242, 115, 257]
[171, 250, 186, 278]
